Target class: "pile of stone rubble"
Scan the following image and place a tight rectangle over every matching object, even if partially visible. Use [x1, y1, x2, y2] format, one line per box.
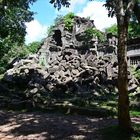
[1, 16, 139, 109]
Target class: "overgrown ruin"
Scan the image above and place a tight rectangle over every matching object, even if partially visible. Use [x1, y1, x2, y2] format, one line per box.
[0, 16, 139, 111]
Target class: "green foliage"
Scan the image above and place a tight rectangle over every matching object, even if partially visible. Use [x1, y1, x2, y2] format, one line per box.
[26, 41, 41, 54]
[105, 22, 140, 38]
[0, 44, 27, 73]
[84, 28, 95, 40]
[0, 40, 41, 74]
[128, 21, 140, 38]
[47, 12, 74, 34]
[130, 111, 140, 117]
[105, 24, 118, 36]
[130, 66, 140, 80]
[0, 37, 13, 59]
[84, 28, 105, 42]
[0, 0, 36, 73]
[134, 69, 140, 80]
[63, 12, 75, 31]
[0, 0, 36, 44]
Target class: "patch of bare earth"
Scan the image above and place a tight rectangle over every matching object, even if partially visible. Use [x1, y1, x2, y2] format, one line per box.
[0, 110, 138, 140]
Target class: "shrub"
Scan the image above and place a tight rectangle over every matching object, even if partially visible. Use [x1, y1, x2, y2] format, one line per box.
[47, 13, 74, 35]
[130, 66, 140, 80]
[84, 28, 105, 42]
[63, 12, 75, 31]
[0, 40, 41, 74]
[26, 41, 41, 54]
[105, 24, 118, 36]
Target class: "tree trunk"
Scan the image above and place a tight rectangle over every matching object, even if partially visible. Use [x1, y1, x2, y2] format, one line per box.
[117, 16, 133, 132]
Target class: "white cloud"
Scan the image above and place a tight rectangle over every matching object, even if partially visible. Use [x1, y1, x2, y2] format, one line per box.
[25, 20, 48, 44]
[77, 1, 117, 30]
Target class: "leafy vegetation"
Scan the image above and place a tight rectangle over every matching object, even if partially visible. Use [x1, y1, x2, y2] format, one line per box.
[130, 66, 140, 80]
[47, 12, 74, 35]
[105, 24, 118, 36]
[128, 21, 140, 38]
[0, 41, 41, 74]
[130, 111, 140, 117]
[0, 0, 36, 44]
[63, 12, 75, 31]
[84, 27, 105, 42]
[50, 0, 70, 10]
[0, 0, 38, 73]
[105, 22, 140, 38]
[0, 1, 139, 137]
[26, 41, 41, 54]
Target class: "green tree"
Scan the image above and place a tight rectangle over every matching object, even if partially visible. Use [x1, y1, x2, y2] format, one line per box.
[47, 13, 74, 35]
[0, 0, 37, 73]
[85, 27, 105, 42]
[50, 0, 140, 132]
[106, 22, 140, 38]
[0, 43, 28, 73]
[128, 21, 140, 38]
[105, 24, 118, 36]
[26, 41, 41, 54]
[0, 0, 36, 44]
[0, 41, 41, 74]
[63, 12, 75, 31]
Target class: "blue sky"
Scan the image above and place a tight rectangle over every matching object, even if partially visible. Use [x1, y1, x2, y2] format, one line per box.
[25, 0, 116, 44]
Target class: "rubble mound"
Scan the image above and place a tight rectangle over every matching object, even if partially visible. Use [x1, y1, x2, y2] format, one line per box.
[1, 16, 139, 110]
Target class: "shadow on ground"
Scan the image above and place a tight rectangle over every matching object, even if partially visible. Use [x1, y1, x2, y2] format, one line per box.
[0, 110, 117, 140]
[0, 110, 139, 140]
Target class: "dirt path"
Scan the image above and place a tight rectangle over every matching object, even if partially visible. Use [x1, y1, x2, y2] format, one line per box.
[0, 110, 139, 140]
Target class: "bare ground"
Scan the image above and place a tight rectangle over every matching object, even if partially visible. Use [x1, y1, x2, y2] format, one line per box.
[0, 110, 139, 140]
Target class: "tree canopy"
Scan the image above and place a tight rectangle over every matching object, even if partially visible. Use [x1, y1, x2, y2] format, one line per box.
[106, 21, 140, 38]
[0, 0, 38, 73]
[0, 0, 36, 44]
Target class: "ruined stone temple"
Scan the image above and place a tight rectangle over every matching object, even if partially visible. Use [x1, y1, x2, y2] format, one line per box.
[2, 16, 139, 108]
[38, 16, 98, 69]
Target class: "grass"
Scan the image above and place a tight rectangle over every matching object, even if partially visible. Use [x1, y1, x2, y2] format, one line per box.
[100, 123, 140, 140]
[130, 111, 140, 117]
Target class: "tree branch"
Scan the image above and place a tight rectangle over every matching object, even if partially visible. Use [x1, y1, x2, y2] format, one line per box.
[116, 0, 125, 16]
